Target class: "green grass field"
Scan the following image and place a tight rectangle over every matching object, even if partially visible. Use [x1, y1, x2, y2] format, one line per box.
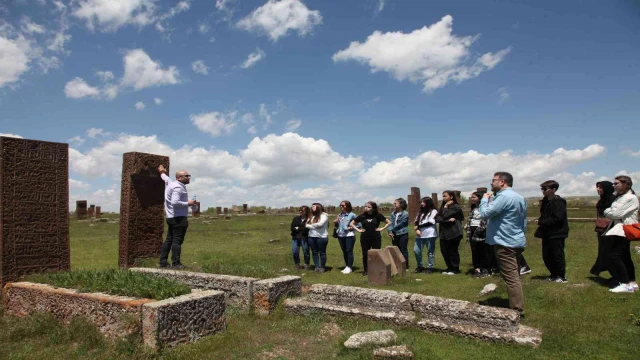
[2, 213, 640, 359]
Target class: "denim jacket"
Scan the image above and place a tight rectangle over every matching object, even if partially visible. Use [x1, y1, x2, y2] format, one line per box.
[388, 210, 409, 236]
[337, 212, 357, 237]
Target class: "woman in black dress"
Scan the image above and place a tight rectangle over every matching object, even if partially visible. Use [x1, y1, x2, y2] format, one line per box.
[590, 181, 616, 277]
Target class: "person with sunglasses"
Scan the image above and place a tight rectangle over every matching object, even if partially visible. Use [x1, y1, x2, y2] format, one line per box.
[291, 206, 311, 270]
[157, 164, 198, 269]
[534, 180, 569, 283]
[334, 201, 357, 274]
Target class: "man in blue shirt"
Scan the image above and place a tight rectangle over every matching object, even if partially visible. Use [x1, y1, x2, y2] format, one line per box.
[479, 172, 527, 315]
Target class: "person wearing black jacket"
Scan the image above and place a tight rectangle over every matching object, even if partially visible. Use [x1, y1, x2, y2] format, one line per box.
[535, 180, 569, 283]
[438, 191, 465, 275]
[290, 206, 311, 270]
[590, 181, 616, 277]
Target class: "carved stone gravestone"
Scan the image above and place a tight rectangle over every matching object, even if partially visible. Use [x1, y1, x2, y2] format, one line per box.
[95, 206, 101, 219]
[453, 190, 462, 204]
[243, 204, 248, 214]
[223, 207, 228, 215]
[408, 187, 421, 224]
[385, 246, 407, 276]
[194, 202, 201, 217]
[367, 249, 392, 285]
[118, 152, 169, 268]
[76, 200, 87, 220]
[216, 207, 222, 215]
[88, 204, 95, 217]
[431, 193, 439, 207]
[476, 187, 488, 193]
[0, 137, 70, 286]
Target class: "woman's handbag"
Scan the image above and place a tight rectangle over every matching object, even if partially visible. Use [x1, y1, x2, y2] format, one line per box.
[332, 226, 339, 238]
[594, 209, 611, 233]
[623, 224, 640, 241]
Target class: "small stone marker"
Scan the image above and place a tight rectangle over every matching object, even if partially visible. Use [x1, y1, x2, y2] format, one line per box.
[242, 204, 248, 214]
[88, 204, 95, 217]
[76, 200, 88, 220]
[194, 201, 201, 217]
[431, 193, 439, 207]
[368, 249, 392, 285]
[385, 246, 406, 276]
[344, 329, 396, 349]
[479, 283, 498, 296]
[373, 345, 414, 359]
[223, 207, 228, 215]
[95, 206, 101, 219]
[216, 206, 222, 215]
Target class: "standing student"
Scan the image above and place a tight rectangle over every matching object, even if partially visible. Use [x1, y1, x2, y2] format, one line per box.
[465, 191, 492, 278]
[535, 180, 569, 283]
[590, 181, 616, 277]
[350, 201, 391, 275]
[388, 198, 410, 269]
[305, 203, 329, 273]
[479, 172, 528, 315]
[157, 164, 198, 269]
[603, 175, 639, 293]
[438, 191, 464, 275]
[334, 201, 357, 274]
[290, 206, 311, 270]
[414, 197, 439, 274]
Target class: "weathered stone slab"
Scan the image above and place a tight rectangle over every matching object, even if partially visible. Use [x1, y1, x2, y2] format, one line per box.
[368, 249, 392, 285]
[130, 267, 257, 311]
[95, 206, 101, 219]
[242, 204, 248, 213]
[88, 204, 95, 217]
[374, 345, 414, 359]
[0, 137, 70, 286]
[2, 282, 153, 338]
[344, 329, 396, 349]
[385, 246, 406, 276]
[253, 275, 302, 315]
[410, 294, 519, 330]
[118, 152, 169, 268]
[306, 284, 412, 313]
[193, 201, 201, 217]
[142, 290, 226, 350]
[76, 200, 87, 220]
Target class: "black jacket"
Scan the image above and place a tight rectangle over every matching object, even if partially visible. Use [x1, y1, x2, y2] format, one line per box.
[290, 216, 309, 239]
[537, 195, 569, 239]
[438, 204, 464, 241]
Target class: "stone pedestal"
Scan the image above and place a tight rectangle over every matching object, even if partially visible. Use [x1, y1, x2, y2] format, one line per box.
[368, 249, 392, 285]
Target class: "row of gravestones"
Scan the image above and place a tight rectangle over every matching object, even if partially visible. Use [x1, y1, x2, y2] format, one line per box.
[75, 201, 102, 219]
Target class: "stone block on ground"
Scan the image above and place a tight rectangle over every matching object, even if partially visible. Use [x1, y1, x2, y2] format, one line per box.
[479, 283, 497, 296]
[385, 246, 406, 276]
[130, 268, 257, 311]
[306, 284, 412, 313]
[374, 345, 414, 359]
[142, 290, 226, 349]
[368, 249, 392, 285]
[253, 275, 302, 315]
[344, 330, 396, 349]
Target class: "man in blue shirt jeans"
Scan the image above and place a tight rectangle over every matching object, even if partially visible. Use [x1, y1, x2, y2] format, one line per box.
[479, 172, 527, 315]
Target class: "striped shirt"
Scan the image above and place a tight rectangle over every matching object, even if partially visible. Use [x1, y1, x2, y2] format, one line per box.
[161, 173, 197, 218]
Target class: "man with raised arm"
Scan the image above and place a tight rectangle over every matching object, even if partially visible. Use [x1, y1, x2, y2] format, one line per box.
[479, 171, 528, 316]
[157, 164, 198, 269]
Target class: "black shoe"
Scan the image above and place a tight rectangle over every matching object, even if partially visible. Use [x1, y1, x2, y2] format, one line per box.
[519, 266, 532, 275]
[158, 263, 169, 268]
[363, 271, 368, 276]
[172, 263, 185, 270]
[413, 267, 424, 274]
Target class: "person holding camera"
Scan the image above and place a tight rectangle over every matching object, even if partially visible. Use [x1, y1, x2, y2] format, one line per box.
[388, 198, 410, 269]
[465, 191, 492, 278]
[413, 197, 439, 274]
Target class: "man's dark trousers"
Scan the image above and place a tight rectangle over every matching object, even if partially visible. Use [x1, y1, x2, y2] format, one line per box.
[160, 216, 189, 266]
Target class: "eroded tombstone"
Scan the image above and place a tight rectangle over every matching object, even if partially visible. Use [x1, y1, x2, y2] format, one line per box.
[216, 207, 222, 215]
[385, 246, 407, 276]
[431, 193, 439, 207]
[368, 249, 392, 285]
[118, 152, 169, 268]
[95, 206, 101, 219]
[194, 202, 201, 217]
[453, 191, 462, 204]
[476, 187, 488, 193]
[243, 204, 248, 214]
[223, 207, 228, 215]
[0, 137, 70, 286]
[76, 200, 87, 220]
[88, 204, 95, 217]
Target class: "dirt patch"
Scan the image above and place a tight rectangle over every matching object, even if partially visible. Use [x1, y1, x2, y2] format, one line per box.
[569, 283, 591, 288]
[320, 322, 344, 340]
[257, 346, 295, 360]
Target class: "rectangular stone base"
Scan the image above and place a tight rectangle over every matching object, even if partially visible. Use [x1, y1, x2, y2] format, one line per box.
[253, 275, 302, 315]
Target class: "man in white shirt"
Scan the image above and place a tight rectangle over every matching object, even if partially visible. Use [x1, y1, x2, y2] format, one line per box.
[157, 164, 198, 269]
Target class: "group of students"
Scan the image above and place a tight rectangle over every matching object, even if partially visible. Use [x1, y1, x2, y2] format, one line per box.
[289, 175, 639, 294]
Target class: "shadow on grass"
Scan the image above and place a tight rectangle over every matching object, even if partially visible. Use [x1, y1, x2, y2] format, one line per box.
[477, 296, 510, 309]
[587, 275, 614, 288]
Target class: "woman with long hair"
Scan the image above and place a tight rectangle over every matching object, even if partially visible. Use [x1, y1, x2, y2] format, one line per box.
[350, 201, 391, 275]
[413, 197, 439, 274]
[290, 205, 311, 270]
[334, 200, 357, 274]
[305, 203, 329, 273]
[465, 191, 492, 278]
[388, 198, 410, 269]
[590, 181, 616, 277]
[603, 175, 639, 292]
[438, 191, 465, 275]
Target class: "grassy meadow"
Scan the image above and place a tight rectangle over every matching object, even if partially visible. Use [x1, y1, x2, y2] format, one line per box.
[1, 211, 640, 359]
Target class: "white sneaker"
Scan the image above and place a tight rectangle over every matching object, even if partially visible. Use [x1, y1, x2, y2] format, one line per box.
[342, 267, 352, 274]
[630, 282, 639, 291]
[609, 284, 634, 293]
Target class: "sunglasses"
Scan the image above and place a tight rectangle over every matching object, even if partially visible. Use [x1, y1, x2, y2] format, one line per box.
[541, 187, 548, 191]
[613, 182, 621, 186]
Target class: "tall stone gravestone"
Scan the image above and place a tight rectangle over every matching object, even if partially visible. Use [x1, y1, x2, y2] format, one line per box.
[118, 152, 169, 268]
[408, 187, 421, 224]
[76, 200, 87, 220]
[194, 202, 201, 217]
[88, 204, 95, 217]
[476, 187, 488, 193]
[453, 191, 462, 204]
[216, 207, 222, 215]
[431, 193, 439, 208]
[243, 204, 248, 214]
[95, 206, 101, 219]
[0, 137, 70, 286]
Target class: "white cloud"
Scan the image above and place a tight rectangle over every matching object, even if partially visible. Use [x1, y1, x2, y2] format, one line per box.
[0, 133, 23, 138]
[259, 103, 273, 128]
[68, 136, 85, 145]
[72, 0, 156, 32]
[47, 31, 71, 54]
[191, 59, 209, 75]
[154, 97, 163, 105]
[286, 118, 301, 131]
[190, 111, 237, 137]
[622, 149, 640, 157]
[209, 37, 216, 43]
[198, 23, 210, 34]
[215, 0, 236, 21]
[20, 17, 46, 34]
[241, 113, 255, 124]
[374, 0, 388, 16]
[86, 128, 111, 138]
[359, 144, 606, 193]
[64, 77, 101, 98]
[120, 49, 180, 90]
[69, 178, 90, 190]
[247, 125, 257, 134]
[155, 0, 190, 32]
[102, 84, 119, 100]
[240, 48, 265, 69]
[497, 87, 510, 104]
[0, 35, 31, 88]
[135, 101, 145, 110]
[95, 70, 114, 82]
[362, 96, 381, 107]
[332, 15, 511, 93]
[237, 0, 322, 42]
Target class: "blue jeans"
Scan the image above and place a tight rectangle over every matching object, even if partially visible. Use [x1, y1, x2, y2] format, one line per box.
[308, 237, 328, 268]
[291, 238, 310, 266]
[414, 237, 437, 268]
[338, 236, 355, 268]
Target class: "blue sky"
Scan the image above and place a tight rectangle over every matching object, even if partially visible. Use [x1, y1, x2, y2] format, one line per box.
[1, 0, 639, 211]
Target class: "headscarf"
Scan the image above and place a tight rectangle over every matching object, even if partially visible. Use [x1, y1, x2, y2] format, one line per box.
[596, 181, 615, 215]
